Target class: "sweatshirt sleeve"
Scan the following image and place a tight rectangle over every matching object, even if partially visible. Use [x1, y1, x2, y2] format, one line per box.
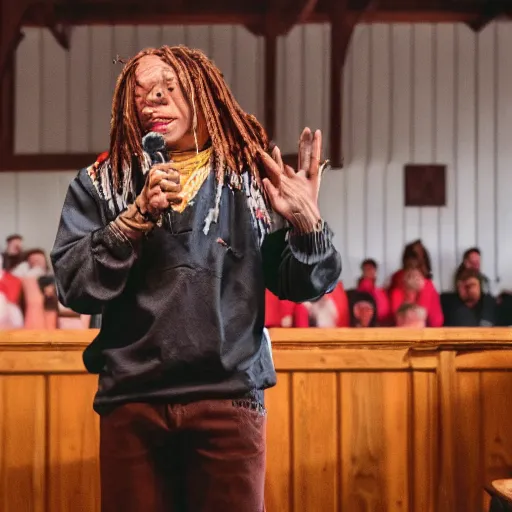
[50, 171, 138, 315]
[261, 221, 342, 303]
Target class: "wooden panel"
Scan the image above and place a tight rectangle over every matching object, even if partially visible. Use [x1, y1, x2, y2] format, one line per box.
[48, 374, 100, 512]
[41, 30, 68, 153]
[496, 23, 512, 289]
[265, 372, 292, 512]
[1, 330, 512, 511]
[0, 172, 18, 243]
[482, 373, 512, 504]
[292, 372, 338, 511]
[385, 24, 412, 284]
[90, 27, 113, 153]
[455, 372, 482, 512]
[341, 372, 409, 512]
[69, 26, 92, 153]
[0, 375, 46, 512]
[411, 371, 437, 512]
[366, 24, 390, 273]
[345, 25, 369, 275]
[455, 24, 477, 261]
[436, 24, 457, 293]
[476, 24, 497, 287]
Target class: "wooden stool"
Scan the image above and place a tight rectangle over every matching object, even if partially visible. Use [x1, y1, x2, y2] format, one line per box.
[487, 480, 512, 512]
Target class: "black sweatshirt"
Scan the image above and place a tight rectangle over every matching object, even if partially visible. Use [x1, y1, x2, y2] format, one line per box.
[51, 166, 341, 413]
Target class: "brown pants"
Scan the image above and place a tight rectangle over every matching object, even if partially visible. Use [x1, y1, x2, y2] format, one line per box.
[100, 399, 266, 512]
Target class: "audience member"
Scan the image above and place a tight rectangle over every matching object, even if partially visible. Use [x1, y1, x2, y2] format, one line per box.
[455, 247, 491, 295]
[0, 254, 22, 305]
[1, 234, 23, 272]
[304, 281, 349, 327]
[390, 265, 443, 327]
[389, 239, 432, 290]
[346, 289, 377, 327]
[264, 289, 308, 328]
[442, 267, 496, 327]
[0, 292, 23, 329]
[2, 233, 509, 331]
[357, 258, 391, 324]
[396, 303, 427, 328]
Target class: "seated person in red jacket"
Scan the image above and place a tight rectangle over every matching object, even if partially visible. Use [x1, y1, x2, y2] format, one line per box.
[304, 281, 350, 327]
[264, 289, 309, 328]
[356, 258, 390, 324]
[389, 240, 432, 291]
[0, 254, 22, 305]
[396, 303, 427, 328]
[390, 264, 443, 327]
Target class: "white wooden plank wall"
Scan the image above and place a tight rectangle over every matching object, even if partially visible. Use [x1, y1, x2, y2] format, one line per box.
[1, 22, 510, 292]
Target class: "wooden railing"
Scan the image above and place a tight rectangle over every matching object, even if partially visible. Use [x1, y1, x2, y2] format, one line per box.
[1, 328, 512, 512]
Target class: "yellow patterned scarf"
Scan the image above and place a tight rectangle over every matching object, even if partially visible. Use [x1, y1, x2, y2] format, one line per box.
[168, 147, 212, 213]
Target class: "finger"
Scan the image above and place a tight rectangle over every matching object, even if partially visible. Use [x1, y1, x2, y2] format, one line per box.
[258, 150, 282, 189]
[307, 129, 322, 183]
[148, 169, 167, 189]
[152, 162, 178, 171]
[284, 164, 296, 179]
[271, 145, 284, 172]
[262, 178, 280, 206]
[159, 179, 181, 193]
[165, 193, 183, 204]
[165, 169, 181, 184]
[298, 127, 313, 172]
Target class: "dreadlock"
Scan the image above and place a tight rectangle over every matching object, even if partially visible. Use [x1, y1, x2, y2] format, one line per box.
[109, 45, 269, 192]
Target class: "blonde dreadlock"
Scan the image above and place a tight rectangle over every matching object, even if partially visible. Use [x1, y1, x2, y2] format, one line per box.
[109, 45, 269, 192]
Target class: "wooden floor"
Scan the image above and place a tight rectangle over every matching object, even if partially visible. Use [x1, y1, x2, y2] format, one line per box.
[1, 328, 512, 511]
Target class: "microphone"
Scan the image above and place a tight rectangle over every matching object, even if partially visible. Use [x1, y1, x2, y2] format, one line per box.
[142, 132, 169, 165]
[141, 132, 174, 225]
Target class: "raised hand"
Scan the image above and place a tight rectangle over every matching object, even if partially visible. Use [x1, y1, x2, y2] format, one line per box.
[259, 128, 327, 233]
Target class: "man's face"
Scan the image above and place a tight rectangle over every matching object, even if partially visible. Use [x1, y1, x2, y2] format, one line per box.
[464, 251, 481, 271]
[6, 238, 22, 255]
[134, 55, 196, 151]
[457, 277, 481, 305]
[362, 263, 376, 281]
[27, 252, 47, 271]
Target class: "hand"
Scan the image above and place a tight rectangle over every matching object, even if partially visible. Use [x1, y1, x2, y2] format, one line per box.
[136, 163, 182, 217]
[259, 128, 325, 233]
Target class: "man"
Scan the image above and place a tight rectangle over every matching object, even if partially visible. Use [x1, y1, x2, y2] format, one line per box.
[1, 234, 23, 271]
[51, 46, 341, 512]
[455, 247, 491, 294]
[443, 267, 496, 327]
[359, 258, 377, 282]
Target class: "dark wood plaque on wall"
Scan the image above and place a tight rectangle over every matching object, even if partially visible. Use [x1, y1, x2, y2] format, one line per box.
[404, 164, 446, 207]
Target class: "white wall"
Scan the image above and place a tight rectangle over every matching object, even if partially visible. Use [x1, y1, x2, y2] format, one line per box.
[2, 22, 511, 292]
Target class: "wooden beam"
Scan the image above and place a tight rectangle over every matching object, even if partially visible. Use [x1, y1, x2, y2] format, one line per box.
[0, 153, 98, 172]
[23, 1, 266, 26]
[0, 1, 32, 78]
[272, 0, 319, 35]
[264, 34, 277, 141]
[329, 0, 378, 168]
[329, 0, 354, 169]
[0, 57, 14, 157]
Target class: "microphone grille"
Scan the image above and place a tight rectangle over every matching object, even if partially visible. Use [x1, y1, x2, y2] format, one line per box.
[142, 132, 166, 154]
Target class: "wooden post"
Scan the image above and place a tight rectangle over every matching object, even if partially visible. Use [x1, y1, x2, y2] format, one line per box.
[264, 33, 277, 141]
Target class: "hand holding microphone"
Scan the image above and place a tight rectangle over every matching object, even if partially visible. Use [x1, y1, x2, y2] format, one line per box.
[135, 133, 182, 219]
